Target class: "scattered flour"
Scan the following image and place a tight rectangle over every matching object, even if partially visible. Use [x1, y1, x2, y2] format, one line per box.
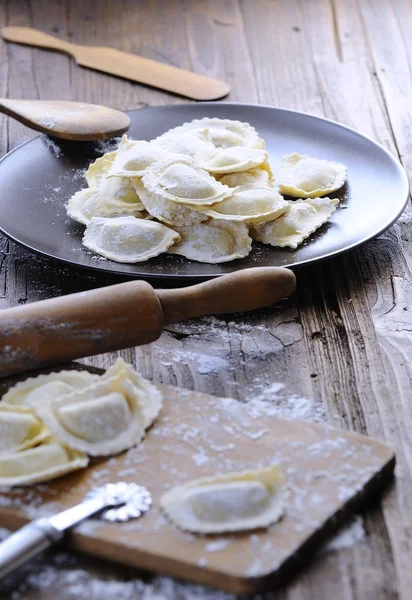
[204, 539, 230, 553]
[320, 516, 365, 553]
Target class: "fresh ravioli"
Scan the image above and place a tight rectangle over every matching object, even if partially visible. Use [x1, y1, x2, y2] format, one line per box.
[108, 136, 172, 178]
[136, 179, 208, 226]
[168, 220, 252, 263]
[158, 118, 262, 149]
[83, 216, 180, 263]
[278, 153, 347, 198]
[201, 146, 268, 175]
[142, 156, 232, 206]
[2, 370, 99, 409]
[251, 197, 339, 249]
[155, 128, 216, 161]
[37, 373, 146, 456]
[85, 150, 118, 187]
[160, 465, 284, 533]
[102, 358, 163, 430]
[0, 404, 49, 455]
[197, 186, 289, 223]
[218, 165, 274, 189]
[0, 438, 88, 487]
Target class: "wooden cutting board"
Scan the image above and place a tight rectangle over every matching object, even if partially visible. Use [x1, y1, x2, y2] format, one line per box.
[0, 366, 395, 594]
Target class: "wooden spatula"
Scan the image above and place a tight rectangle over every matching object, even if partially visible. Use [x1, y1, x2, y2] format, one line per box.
[2, 26, 230, 101]
[0, 267, 295, 378]
[0, 99, 130, 141]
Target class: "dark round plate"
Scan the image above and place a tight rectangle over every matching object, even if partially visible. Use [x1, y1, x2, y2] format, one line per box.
[0, 103, 408, 280]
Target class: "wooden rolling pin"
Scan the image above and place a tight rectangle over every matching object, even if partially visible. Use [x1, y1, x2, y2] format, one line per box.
[0, 267, 295, 378]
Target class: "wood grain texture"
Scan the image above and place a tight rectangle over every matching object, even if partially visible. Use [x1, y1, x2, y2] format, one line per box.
[0, 0, 410, 598]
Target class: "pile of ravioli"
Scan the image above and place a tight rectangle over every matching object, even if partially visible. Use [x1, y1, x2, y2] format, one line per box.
[0, 358, 162, 487]
[66, 118, 347, 264]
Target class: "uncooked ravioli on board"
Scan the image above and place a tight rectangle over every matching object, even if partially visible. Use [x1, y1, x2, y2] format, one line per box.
[65, 117, 347, 263]
[0, 358, 163, 486]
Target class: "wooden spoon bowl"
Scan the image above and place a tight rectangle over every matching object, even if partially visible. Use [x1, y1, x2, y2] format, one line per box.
[0, 99, 130, 141]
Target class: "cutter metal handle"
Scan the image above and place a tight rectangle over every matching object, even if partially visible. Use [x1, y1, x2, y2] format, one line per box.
[0, 495, 106, 580]
[0, 519, 62, 579]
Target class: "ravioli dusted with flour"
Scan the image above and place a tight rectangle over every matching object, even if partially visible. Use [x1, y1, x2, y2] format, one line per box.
[102, 358, 163, 430]
[37, 373, 146, 456]
[251, 197, 339, 249]
[95, 176, 145, 216]
[142, 156, 231, 206]
[169, 220, 252, 263]
[155, 128, 216, 161]
[86, 150, 117, 187]
[0, 438, 88, 487]
[198, 186, 289, 223]
[201, 146, 268, 175]
[0, 404, 49, 455]
[66, 188, 101, 225]
[83, 216, 180, 262]
[108, 136, 172, 178]
[160, 465, 284, 533]
[278, 153, 347, 198]
[66, 117, 347, 264]
[136, 179, 208, 226]
[2, 370, 98, 409]
[157, 117, 262, 149]
[218, 165, 273, 189]
[66, 180, 144, 225]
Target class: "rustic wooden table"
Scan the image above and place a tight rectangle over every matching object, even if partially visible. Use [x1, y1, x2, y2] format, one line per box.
[0, 0, 410, 598]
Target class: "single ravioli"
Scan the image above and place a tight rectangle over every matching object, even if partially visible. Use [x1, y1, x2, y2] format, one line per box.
[251, 197, 339, 249]
[142, 156, 232, 206]
[83, 216, 180, 263]
[37, 373, 146, 456]
[95, 176, 145, 216]
[160, 465, 284, 533]
[168, 219, 252, 263]
[158, 118, 261, 149]
[154, 128, 216, 161]
[0, 438, 88, 487]
[197, 186, 289, 223]
[136, 179, 208, 226]
[0, 404, 49, 455]
[201, 146, 268, 175]
[218, 165, 273, 189]
[85, 150, 118, 187]
[102, 358, 162, 429]
[108, 136, 172, 178]
[66, 178, 144, 225]
[66, 187, 100, 225]
[278, 153, 347, 198]
[2, 370, 99, 409]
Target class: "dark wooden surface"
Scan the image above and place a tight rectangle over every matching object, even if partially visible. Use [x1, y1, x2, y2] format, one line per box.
[0, 1, 410, 598]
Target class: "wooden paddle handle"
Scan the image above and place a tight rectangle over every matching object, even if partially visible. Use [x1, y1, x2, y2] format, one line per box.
[0, 267, 295, 377]
[1, 26, 74, 54]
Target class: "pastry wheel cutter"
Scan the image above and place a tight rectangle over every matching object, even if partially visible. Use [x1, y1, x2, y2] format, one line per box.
[0, 481, 151, 580]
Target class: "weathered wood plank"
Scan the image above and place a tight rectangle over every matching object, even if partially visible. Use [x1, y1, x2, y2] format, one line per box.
[1, 0, 411, 599]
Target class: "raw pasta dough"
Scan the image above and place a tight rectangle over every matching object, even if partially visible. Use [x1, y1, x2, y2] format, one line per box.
[278, 153, 347, 198]
[0, 404, 49, 455]
[2, 370, 99, 408]
[160, 465, 284, 533]
[168, 220, 252, 263]
[66, 118, 347, 263]
[0, 438, 88, 487]
[83, 216, 180, 263]
[251, 197, 339, 249]
[37, 372, 146, 456]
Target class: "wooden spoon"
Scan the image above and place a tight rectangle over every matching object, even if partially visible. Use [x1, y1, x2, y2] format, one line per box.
[0, 99, 130, 141]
